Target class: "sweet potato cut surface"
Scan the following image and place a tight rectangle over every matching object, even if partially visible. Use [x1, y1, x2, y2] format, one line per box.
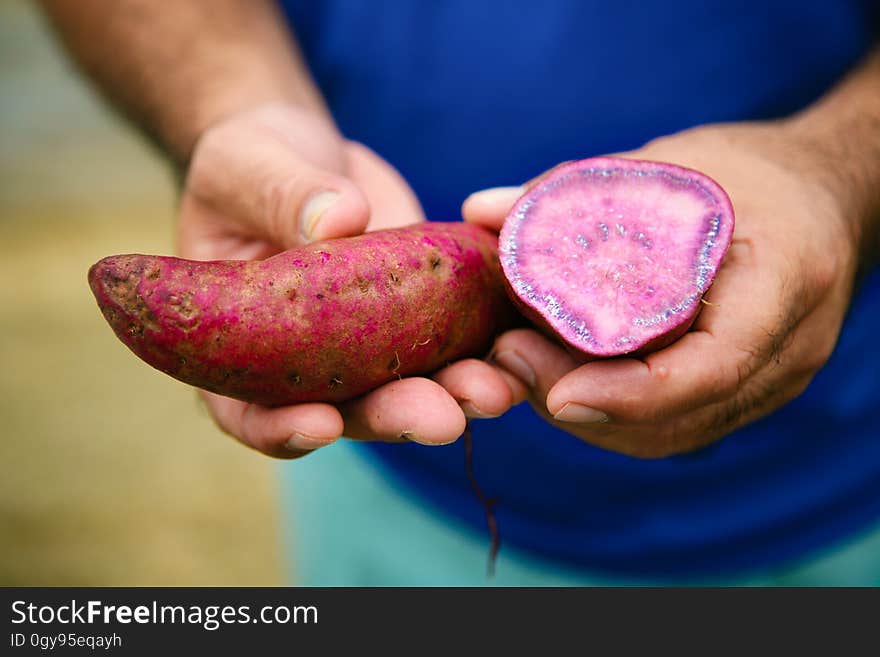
[499, 158, 734, 357]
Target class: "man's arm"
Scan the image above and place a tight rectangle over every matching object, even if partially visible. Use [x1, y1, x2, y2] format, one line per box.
[40, 0, 328, 164]
[787, 46, 880, 269]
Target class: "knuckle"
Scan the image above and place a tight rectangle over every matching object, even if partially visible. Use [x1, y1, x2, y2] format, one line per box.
[709, 343, 761, 400]
[456, 357, 489, 372]
[698, 360, 745, 407]
[237, 406, 278, 455]
[261, 176, 301, 236]
[237, 420, 261, 451]
[492, 327, 540, 351]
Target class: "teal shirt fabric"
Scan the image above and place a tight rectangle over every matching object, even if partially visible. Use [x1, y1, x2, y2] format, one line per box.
[279, 0, 880, 577]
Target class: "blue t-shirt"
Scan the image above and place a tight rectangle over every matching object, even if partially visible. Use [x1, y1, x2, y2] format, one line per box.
[280, 0, 880, 577]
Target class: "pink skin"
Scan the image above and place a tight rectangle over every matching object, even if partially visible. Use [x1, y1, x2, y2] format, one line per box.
[89, 223, 514, 407]
[499, 158, 734, 358]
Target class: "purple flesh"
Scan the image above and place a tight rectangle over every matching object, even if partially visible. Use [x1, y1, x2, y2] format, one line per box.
[499, 157, 735, 357]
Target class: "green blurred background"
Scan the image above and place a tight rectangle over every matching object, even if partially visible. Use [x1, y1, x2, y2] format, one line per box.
[1, 0, 284, 585]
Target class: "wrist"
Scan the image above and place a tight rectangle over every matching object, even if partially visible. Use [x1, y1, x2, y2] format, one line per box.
[781, 116, 880, 272]
[780, 49, 880, 270]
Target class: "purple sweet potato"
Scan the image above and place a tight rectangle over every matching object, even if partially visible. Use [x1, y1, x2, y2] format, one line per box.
[89, 223, 515, 405]
[499, 157, 734, 357]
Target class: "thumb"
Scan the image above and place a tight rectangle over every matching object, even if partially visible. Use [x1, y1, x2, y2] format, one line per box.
[186, 119, 371, 249]
[462, 160, 583, 232]
[461, 186, 524, 232]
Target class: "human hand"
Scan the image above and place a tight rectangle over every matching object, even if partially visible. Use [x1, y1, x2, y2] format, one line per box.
[179, 103, 515, 458]
[463, 123, 863, 457]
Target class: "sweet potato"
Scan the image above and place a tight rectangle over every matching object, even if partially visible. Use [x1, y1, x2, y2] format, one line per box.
[89, 223, 515, 405]
[499, 157, 734, 357]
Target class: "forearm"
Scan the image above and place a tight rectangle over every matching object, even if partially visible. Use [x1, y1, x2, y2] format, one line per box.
[786, 45, 880, 269]
[39, 0, 329, 164]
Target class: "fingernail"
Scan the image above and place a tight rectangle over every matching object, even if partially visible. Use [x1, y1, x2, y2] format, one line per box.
[460, 400, 497, 419]
[493, 350, 536, 388]
[286, 432, 334, 452]
[300, 190, 340, 241]
[400, 430, 456, 446]
[399, 430, 419, 443]
[553, 403, 609, 424]
[467, 186, 525, 206]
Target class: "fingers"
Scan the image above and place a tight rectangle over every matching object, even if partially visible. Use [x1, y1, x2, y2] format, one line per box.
[542, 332, 741, 425]
[186, 117, 371, 250]
[461, 161, 578, 231]
[490, 328, 581, 406]
[461, 186, 524, 231]
[629, 369, 814, 459]
[203, 370, 492, 459]
[545, 252, 798, 426]
[431, 358, 515, 418]
[202, 391, 344, 459]
[340, 377, 467, 445]
[490, 298, 784, 430]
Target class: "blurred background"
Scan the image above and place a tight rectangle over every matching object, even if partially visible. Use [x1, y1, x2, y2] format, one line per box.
[1, 0, 284, 585]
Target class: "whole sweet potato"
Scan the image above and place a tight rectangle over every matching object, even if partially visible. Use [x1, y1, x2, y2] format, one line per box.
[89, 223, 515, 405]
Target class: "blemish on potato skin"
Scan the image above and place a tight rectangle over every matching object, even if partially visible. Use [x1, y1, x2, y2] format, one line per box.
[168, 292, 199, 327]
[220, 366, 251, 381]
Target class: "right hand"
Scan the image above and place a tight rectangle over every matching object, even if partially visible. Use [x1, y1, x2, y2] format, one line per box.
[178, 103, 516, 458]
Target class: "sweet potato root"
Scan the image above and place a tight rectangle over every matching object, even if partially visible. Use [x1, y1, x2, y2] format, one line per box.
[89, 223, 515, 405]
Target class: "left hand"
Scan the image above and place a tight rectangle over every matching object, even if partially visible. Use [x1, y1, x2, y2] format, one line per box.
[461, 123, 862, 457]
[179, 104, 516, 458]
